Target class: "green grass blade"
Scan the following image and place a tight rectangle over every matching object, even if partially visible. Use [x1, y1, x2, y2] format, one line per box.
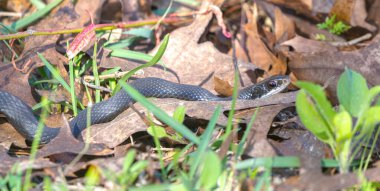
[113, 34, 170, 93]
[120, 81, 200, 145]
[23, 97, 49, 190]
[189, 105, 222, 177]
[30, 0, 47, 9]
[92, 42, 101, 102]
[236, 157, 353, 170]
[38, 53, 71, 91]
[11, 0, 63, 30]
[109, 49, 164, 66]
[236, 108, 259, 158]
[69, 59, 78, 116]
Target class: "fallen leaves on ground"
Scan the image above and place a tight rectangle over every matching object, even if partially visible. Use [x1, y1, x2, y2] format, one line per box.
[0, 0, 380, 189]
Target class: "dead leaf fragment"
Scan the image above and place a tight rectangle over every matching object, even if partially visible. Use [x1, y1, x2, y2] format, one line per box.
[285, 38, 380, 102]
[330, 0, 376, 32]
[243, 6, 287, 75]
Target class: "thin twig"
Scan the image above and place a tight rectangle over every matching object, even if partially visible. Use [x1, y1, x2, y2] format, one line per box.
[0, 11, 22, 17]
[329, 33, 372, 47]
[83, 70, 144, 82]
[0, 16, 190, 41]
[81, 79, 112, 93]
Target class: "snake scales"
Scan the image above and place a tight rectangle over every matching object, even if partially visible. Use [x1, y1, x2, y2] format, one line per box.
[0, 76, 290, 143]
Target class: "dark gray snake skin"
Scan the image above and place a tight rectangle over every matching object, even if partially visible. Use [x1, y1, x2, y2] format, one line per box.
[0, 76, 290, 144]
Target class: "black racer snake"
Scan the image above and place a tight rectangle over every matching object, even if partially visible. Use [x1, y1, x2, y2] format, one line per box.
[0, 76, 290, 144]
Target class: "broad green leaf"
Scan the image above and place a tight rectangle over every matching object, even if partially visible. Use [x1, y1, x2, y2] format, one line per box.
[172, 105, 186, 123]
[333, 110, 352, 142]
[199, 151, 222, 190]
[337, 69, 369, 117]
[296, 81, 336, 124]
[366, 86, 380, 108]
[361, 106, 380, 134]
[296, 90, 333, 143]
[147, 126, 168, 139]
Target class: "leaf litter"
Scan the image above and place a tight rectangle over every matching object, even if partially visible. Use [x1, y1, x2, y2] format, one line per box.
[0, 0, 380, 189]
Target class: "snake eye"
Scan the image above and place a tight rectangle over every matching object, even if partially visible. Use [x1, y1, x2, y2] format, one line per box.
[268, 80, 278, 88]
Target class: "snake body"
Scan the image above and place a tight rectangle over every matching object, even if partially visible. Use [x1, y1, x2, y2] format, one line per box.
[0, 76, 290, 143]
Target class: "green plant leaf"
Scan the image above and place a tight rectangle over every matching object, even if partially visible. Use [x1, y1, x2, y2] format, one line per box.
[124, 28, 153, 39]
[172, 105, 186, 124]
[10, 0, 63, 30]
[199, 151, 222, 190]
[120, 82, 200, 145]
[147, 126, 168, 139]
[296, 90, 333, 143]
[337, 68, 369, 117]
[38, 53, 71, 91]
[122, 149, 136, 173]
[361, 106, 380, 134]
[85, 165, 100, 187]
[296, 81, 336, 122]
[333, 110, 352, 142]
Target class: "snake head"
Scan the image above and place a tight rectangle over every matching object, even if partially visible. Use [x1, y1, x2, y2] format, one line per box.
[237, 75, 291, 100]
[260, 75, 291, 98]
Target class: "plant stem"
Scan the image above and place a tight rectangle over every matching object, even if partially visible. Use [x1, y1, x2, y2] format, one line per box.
[0, 17, 186, 40]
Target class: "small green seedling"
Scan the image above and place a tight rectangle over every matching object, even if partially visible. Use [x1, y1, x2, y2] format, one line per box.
[317, 15, 351, 35]
[296, 68, 380, 173]
[147, 105, 187, 143]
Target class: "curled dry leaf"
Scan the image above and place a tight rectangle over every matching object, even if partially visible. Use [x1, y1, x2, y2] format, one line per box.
[234, 5, 288, 76]
[213, 76, 233, 97]
[66, 23, 96, 60]
[274, 7, 295, 44]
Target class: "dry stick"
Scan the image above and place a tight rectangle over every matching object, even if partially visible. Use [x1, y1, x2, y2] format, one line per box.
[0, 11, 22, 17]
[0, 17, 184, 41]
[82, 70, 144, 82]
[81, 79, 112, 93]
[329, 33, 372, 47]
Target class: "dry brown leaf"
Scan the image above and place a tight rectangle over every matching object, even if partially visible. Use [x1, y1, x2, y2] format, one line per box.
[265, 0, 314, 18]
[244, 6, 287, 76]
[277, 166, 380, 191]
[36, 122, 113, 158]
[86, 91, 296, 148]
[268, 123, 330, 157]
[213, 76, 233, 97]
[115, 2, 256, 91]
[242, 104, 292, 157]
[330, 0, 376, 32]
[367, 0, 380, 39]
[0, 146, 57, 175]
[283, 38, 380, 102]
[281, 35, 338, 53]
[274, 7, 295, 43]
